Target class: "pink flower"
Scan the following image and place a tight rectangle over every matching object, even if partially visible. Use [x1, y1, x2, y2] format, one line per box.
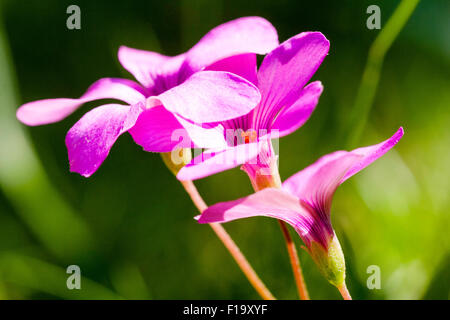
[16, 17, 279, 177]
[196, 128, 404, 286]
[177, 31, 330, 181]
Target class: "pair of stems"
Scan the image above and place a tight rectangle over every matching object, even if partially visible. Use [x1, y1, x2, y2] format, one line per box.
[180, 180, 275, 300]
[180, 179, 309, 300]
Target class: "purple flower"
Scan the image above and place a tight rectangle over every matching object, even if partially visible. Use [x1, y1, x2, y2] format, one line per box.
[196, 128, 404, 286]
[16, 17, 279, 177]
[177, 31, 330, 181]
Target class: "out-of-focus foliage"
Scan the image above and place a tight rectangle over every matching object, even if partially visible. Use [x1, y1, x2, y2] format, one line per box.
[0, 0, 448, 299]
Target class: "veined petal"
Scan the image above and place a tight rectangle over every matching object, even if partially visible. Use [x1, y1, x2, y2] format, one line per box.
[118, 46, 170, 88]
[17, 78, 146, 126]
[128, 105, 189, 153]
[254, 32, 329, 130]
[177, 143, 260, 181]
[283, 128, 404, 204]
[118, 46, 186, 92]
[130, 107, 229, 153]
[342, 127, 404, 182]
[66, 103, 143, 177]
[184, 16, 278, 75]
[197, 188, 304, 224]
[283, 153, 362, 223]
[119, 17, 277, 89]
[197, 188, 324, 245]
[152, 71, 261, 123]
[271, 81, 323, 137]
[206, 53, 258, 84]
[173, 115, 228, 149]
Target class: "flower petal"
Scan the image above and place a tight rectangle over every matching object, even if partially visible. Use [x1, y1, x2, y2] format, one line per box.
[66, 103, 143, 177]
[128, 105, 190, 153]
[118, 46, 186, 92]
[173, 115, 228, 149]
[253, 32, 329, 130]
[152, 71, 261, 123]
[283, 128, 405, 200]
[342, 127, 405, 182]
[271, 81, 323, 137]
[118, 46, 170, 88]
[177, 143, 260, 181]
[283, 152, 362, 212]
[183, 16, 278, 75]
[130, 107, 230, 153]
[17, 78, 146, 126]
[205, 53, 258, 84]
[197, 188, 322, 243]
[119, 17, 277, 89]
[197, 188, 302, 222]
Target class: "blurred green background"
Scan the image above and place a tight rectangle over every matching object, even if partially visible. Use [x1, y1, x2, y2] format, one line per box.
[0, 0, 448, 299]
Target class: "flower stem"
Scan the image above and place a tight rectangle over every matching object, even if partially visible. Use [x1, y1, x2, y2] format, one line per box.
[338, 282, 352, 300]
[278, 220, 310, 300]
[345, 0, 420, 148]
[180, 180, 276, 300]
[243, 153, 310, 300]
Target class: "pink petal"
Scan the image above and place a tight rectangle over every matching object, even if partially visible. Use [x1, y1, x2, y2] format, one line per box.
[197, 188, 303, 223]
[119, 17, 277, 90]
[283, 152, 362, 211]
[66, 103, 143, 177]
[342, 127, 405, 182]
[283, 128, 405, 200]
[118, 46, 185, 92]
[177, 143, 260, 181]
[130, 107, 231, 154]
[253, 32, 329, 130]
[184, 16, 278, 75]
[271, 81, 323, 137]
[118, 46, 169, 88]
[205, 53, 258, 84]
[17, 78, 146, 126]
[153, 71, 261, 124]
[172, 115, 228, 149]
[197, 188, 321, 244]
[128, 105, 190, 153]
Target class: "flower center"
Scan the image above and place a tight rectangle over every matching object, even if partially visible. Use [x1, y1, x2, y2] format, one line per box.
[240, 129, 257, 144]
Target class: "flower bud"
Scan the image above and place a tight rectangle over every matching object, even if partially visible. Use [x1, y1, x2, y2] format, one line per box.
[307, 233, 346, 288]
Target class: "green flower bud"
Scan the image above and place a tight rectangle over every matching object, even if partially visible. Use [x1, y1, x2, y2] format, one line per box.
[307, 234, 346, 288]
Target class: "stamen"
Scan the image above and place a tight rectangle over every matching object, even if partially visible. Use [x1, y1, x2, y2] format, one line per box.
[241, 129, 257, 144]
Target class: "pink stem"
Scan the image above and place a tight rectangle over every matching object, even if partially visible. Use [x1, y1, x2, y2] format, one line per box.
[180, 180, 276, 300]
[338, 283, 352, 300]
